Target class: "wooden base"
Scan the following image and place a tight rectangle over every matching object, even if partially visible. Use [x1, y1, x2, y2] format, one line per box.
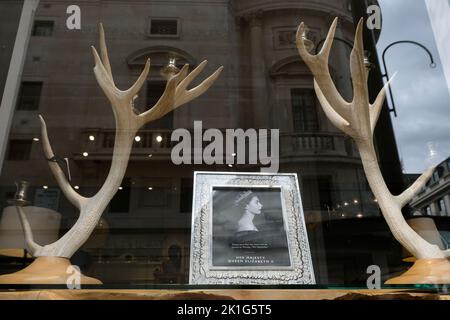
[386, 259, 450, 284]
[0, 257, 102, 285]
[0, 289, 447, 300]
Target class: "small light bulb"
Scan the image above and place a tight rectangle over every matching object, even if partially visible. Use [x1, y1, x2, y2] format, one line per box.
[135, 136, 141, 142]
[74, 185, 79, 190]
[82, 152, 89, 157]
[43, 185, 48, 189]
[33, 137, 40, 142]
[353, 199, 359, 204]
[118, 186, 123, 190]
[148, 187, 153, 190]
[357, 213, 363, 218]
[156, 135, 163, 143]
[89, 135, 95, 141]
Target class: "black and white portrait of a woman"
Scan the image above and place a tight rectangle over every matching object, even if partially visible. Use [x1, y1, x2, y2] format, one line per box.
[211, 187, 291, 268]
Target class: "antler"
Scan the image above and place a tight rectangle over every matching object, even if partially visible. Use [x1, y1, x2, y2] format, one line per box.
[18, 24, 222, 258]
[296, 18, 446, 260]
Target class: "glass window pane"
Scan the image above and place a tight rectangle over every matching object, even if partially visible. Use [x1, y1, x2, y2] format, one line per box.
[0, 0, 448, 289]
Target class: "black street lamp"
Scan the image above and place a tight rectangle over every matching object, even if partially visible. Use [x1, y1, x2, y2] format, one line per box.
[381, 41, 436, 117]
[314, 37, 354, 54]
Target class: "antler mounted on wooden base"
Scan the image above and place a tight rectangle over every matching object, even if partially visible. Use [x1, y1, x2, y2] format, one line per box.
[0, 24, 222, 284]
[296, 17, 450, 284]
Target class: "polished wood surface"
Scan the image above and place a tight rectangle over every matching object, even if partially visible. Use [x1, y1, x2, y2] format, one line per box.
[0, 257, 101, 284]
[0, 289, 447, 300]
[386, 259, 450, 284]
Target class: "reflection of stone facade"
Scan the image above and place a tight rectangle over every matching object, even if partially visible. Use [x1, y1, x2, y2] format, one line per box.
[408, 157, 450, 217]
[0, 0, 386, 284]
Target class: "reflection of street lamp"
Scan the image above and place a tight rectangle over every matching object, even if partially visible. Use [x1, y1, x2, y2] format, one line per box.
[315, 37, 353, 54]
[381, 41, 436, 117]
[300, 25, 315, 52]
[160, 55, 180, 80]
[315, 37, 373, 71]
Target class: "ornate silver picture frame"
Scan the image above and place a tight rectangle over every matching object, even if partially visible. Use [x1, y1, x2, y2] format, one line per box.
[189, 172, 315, 284]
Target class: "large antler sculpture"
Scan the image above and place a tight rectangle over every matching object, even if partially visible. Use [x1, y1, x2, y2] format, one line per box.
[16, 24, 222, 260]
[296, 18, 450, 283]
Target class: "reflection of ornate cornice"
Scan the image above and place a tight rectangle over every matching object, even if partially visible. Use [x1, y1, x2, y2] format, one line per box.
[269, 55, 309, 77]
[242, 10, 264, 27]
[232, 0, 353, 22]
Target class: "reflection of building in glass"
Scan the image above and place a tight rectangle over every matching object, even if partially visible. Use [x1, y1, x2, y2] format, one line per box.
[407, 157, 450, 217]
[0, 0, 407, 285]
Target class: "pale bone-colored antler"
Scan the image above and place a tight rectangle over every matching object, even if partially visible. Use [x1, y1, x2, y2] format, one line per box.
[17, 24, 223, 258]
[296, 17, 446, 260]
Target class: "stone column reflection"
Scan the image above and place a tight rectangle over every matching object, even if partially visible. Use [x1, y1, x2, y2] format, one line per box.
[248, 12, 268, 128]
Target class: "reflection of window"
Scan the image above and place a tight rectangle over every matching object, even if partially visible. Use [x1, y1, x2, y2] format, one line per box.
[149, 18, 179, 36]
[300, 176, 333, 211]
[32, 20, 54, 37]
[179, 178, 193, 213]
[438, 199, 446, 214]
[109, 178, 130, 213]
[291, 89, 319, 132]
[17, 82, 42, 110]
[432, 171, 439, 183]
[7, 140, 32, 160]
[318, 176, 334, 210]
[139, 187, 169, 207]
[344, 138, 353, 156]
[146, 81, 173, 129]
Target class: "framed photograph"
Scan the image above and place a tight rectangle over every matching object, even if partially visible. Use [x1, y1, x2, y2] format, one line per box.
[189, 172, 315, 284]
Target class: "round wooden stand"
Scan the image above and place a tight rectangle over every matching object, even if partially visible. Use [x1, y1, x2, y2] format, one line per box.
[0, 256, 102, 285]
[385, 258, 450, 284]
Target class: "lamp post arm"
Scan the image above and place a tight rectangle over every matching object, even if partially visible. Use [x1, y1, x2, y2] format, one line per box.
[381, 41, 436, 117]
[315, 37, 354, 54]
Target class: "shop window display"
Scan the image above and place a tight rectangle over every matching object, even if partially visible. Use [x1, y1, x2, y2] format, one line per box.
[0, 0, 449, 300]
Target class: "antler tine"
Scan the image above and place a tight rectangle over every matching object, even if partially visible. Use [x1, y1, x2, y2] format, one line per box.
[177, 60, 208, 92]
[125, 58, 151, 100]
[38, 115, 86, 210]
[92, 46, 120, 103]
[314, 79, 351, 135]
[349, 18, 369, 107]
[175, 63, 224, 108]
[370, 73, 396, 133]
[176, 64, 190, 85]
[15, 206, 42, 255]
[99, 23, 114, 84]
[296, 18, 351, 122]
[296, 18, 338, 64]
[92, 46, 150, 107]
[137, 77, 177, 125]
[395, 166, 435, 208]
[138, 61, 223, 125]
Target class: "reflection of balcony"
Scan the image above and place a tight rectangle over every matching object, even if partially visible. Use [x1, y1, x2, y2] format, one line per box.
[75, 129, 174, 161]
[75, 129, 359, 163]
[280, 132, 358, 161]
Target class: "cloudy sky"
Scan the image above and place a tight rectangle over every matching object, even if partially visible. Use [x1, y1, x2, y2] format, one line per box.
[376, 0, 450, 173]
